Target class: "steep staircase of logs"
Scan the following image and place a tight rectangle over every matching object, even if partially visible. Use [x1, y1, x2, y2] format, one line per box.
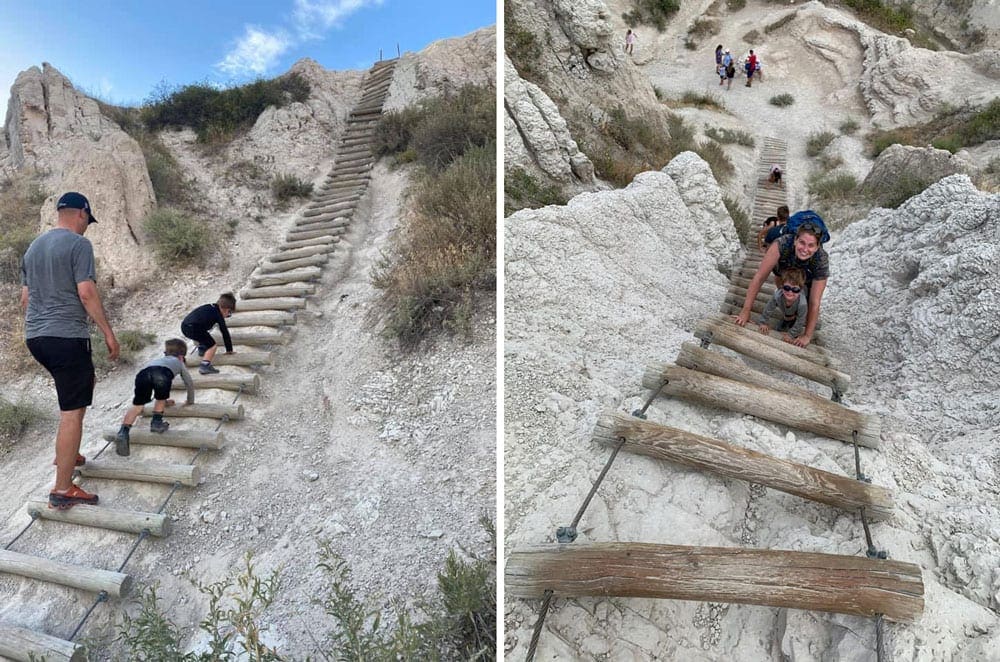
[508, 138, 923, 660]
[0, 57, 398, 662]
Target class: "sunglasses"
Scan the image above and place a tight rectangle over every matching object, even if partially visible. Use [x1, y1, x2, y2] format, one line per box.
[782, 285, 801, 293]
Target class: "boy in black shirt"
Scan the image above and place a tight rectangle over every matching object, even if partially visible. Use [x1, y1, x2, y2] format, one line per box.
[181, 293, 236, 374]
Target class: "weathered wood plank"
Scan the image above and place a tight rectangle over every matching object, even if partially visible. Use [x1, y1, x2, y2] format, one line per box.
[230, 296, 306, 311]
[176, 371, 261, 393]
[278, 235, 339, 251]
[285, 227, 348, 242]
[506, 543, 923, 623]
[268, 245, 334, 262]
[700, 314, 834, 365]
[225, 311, 296, 327]
[646, 344, 826, 404]
[102, 428, 224, 450]
[656, 366, 880, 448]
[25, 500, 170, 536]
[592, 411, 893, 518]
[79, 459, 200, 486]
[240, 283, 315, 299]
[0, 625, 85, 662]
[141, 401, 244, 420]
[692, 318, 849, 391]
[249, 267, 322, 287]
[213, 329, 288, 347]
[184, 350, 270, 368]
[258, 255, 327, 274]
[0, 550, 132, 597]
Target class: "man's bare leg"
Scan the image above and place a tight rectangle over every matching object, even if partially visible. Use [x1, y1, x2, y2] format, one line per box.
[53, 408, 86, 491]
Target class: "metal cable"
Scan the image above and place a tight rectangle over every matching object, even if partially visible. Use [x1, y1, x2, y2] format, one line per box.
[561, 436, 626, 540]
[3, 514, 38, 550]
[525, 590, 553, 662]
[68, 591, 107, 641]
[876, 614, 888, 662]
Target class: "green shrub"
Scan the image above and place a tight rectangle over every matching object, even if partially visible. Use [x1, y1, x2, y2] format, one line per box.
[375, 106, 424, 158]
[806, 131, 836, 157]
[141, 73, 310, 143]
[409, 86, 495, 172]
[818, 154, 844, 171]
[667, 114, 696, 154]
[728, 0, 747, 9]
[723, 196, 752, 245]
[870, 174, 939, 208]
[373, 141, 495, 347]
[839, 118, 860, 135]
[765, 12, 798, 33]
[704, 127, 755, 147]
[0, 399, 43, 442]
[695, 140, 734, 182]
[623, 0, 681, 31]
[743, 29, 761, 43]
[0, 171, 48, 284]
[843, 0, 914, 33]
[143, 208, 211, 265]
[930, 135, 962, 153]
[770, 93, 795, 107]
[688, 17, 721, 40]
[505, 2, 544, 83]
[809, 171, 859, 200]
[679, 90, 726, 111]
[505, 168, 568, 215]
[91, 329, 155, 369]
[271, 173, 313, 203]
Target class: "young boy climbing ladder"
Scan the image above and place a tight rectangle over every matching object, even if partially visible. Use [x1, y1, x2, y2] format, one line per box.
[182, 293, 236, 374]
[115, 338, 195, 456]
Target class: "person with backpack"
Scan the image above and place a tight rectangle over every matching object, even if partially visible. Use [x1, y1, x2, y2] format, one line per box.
[725, 57, 736, 89]
[735, 212, 830, 348]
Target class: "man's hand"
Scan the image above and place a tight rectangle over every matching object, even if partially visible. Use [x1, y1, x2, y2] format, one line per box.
[792, 334, 812, 348]
[733, 311, 751, 327]
[757, 323, 770, 335]
[105, 333, 120, 361]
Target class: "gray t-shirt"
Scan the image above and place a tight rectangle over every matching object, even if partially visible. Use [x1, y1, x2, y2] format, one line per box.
[145, 354, 196, 405]
[21, 229, 96, 339]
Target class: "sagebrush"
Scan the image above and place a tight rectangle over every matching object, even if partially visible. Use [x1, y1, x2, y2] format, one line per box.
[143, 208, 211, 265]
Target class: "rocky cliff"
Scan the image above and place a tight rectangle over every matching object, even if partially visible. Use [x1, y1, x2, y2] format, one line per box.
[504, 155, 1000, 660]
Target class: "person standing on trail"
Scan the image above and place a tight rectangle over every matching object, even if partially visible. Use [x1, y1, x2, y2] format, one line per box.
[745, 50, 758, 87]
[21, 192, 119, 510]
[735, 220, 829, 348]
[715, 44, 723, 71]
[625, 29, 637, 55]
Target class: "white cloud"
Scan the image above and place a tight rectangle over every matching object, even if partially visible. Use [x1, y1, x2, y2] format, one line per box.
[293, 0, 384, 39]
[98, 77, 114, 99]
[217, 26, 293, 76]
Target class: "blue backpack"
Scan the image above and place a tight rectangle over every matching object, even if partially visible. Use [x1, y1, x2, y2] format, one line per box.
[782, 210, 830, 244]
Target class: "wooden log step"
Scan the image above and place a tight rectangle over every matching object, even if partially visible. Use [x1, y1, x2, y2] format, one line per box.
[722, 297, 766, 317]
[240, 283, 316, 299]
[0, 625, 84, 662]
[258, 254, 328, 274]
[326, 161, 372, 174]
[0, 549, 132, 597]
[593, 411, 893, 517]
[250, 266, 322, 287]
[224, 310, 296, 327]
[286, 227, 348, 242]
[269, 246, 334, 263]
[184, 350, 270, 369]
[506, 543, 923, 623]
[279, 235, 339, 251]
[293, 216, 351, 231]
[693, 318, 847, 391]
[231, 295, 306, 310]
[80, 459, 200, 486]
[26, 500, 170, 536]
[731, 275, 775, 294]
[312, 189, 362, 202]
[102, 428, 224, 450]
[322, 176, 369, 188]
[215, 328, 289, 347]
[179, 371, 262, 393]
[654, 365, 879, 447]
[648, 345, 825, 403]
[727, 285, 772, 307]
[699, 314, 833, 361]
[303, 201, 356, 217]
[314, 184, 365, 197]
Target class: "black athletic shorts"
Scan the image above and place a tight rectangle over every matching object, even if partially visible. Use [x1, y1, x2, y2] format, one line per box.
[132, 366, 175, 405]
[26, 336, 95, 411]
[181, 321, 216, 352]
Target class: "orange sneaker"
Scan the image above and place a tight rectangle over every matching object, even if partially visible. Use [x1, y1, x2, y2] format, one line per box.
[52, 454, 86, 467]
[48, 485, 99, 510]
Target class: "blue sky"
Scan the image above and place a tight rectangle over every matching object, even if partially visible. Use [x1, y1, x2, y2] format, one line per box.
[0, 0, 496, 119]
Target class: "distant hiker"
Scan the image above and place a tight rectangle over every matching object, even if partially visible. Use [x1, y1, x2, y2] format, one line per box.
[717, 63, 727, 86]
[735, 215, 829, 348]
[754, 57, 764, 82]
[725, 59, 736, 89]
[21, 192, 119, 509]
[768, 164, 783, 186]
[625, 29, 637, 55]
[722, 48, 733, 69]
[757, 268, 807, 341]
[715, 44, 724, 71]
[757, 215, 780, 250]
[745, 50, 758, 87]
[114, 338, 195, 456]
[182, 293, 236, 374]
[762, 204, 790, 247]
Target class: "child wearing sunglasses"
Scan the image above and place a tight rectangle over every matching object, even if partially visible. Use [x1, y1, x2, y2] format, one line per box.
[757, 268, 807, 341]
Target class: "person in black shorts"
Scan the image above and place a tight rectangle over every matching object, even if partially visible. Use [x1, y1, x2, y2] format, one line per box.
[114, 338, 196, 456]
[181, 293, 236, 374]
[21, 192, 119, 509]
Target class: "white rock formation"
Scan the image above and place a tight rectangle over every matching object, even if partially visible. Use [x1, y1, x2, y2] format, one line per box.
[898, 0, 1000, 50]
[1, 63, 155, 286]
[860, 144, 974, 204]
[382, 25, 496, 112]
[505, 56, 594, 185]
[505, 156, 1000, 659]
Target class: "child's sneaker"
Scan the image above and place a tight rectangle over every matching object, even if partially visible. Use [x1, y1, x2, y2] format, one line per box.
[48, 485, 99, 510]
[150, 418, 170, 434]
[199, 363, 220, 375]
[115, 426, 131, 457]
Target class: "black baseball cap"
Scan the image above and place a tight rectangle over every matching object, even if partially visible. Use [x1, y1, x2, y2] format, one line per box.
[56, 192, 98, 224]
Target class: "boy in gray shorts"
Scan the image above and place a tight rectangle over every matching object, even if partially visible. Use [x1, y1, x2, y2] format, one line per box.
[114, 338, 195, 456]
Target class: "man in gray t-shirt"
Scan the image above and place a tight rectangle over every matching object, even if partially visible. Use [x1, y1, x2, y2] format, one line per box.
[21, 192, 119, 509]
